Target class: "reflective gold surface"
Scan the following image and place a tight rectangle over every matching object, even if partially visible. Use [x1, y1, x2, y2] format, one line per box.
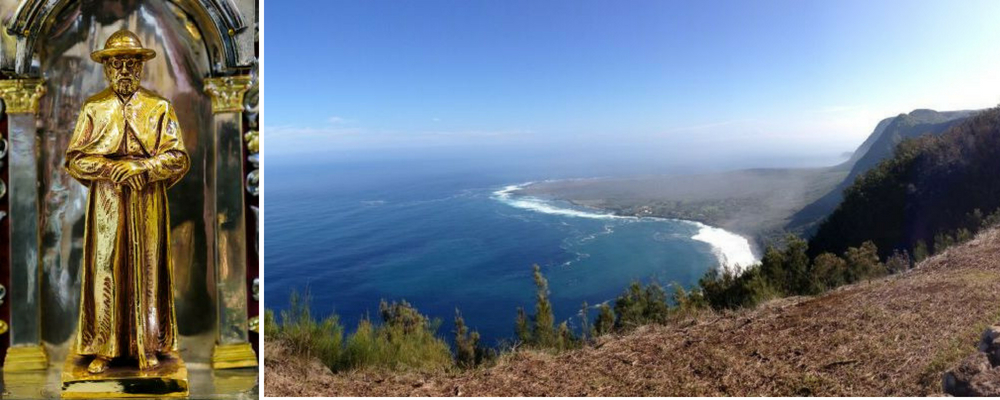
[204, 76, 252, 113]
[0, 79, 45, 113]
[3, 363, 257, 399]
[205, 73, 255, 369]
[243, 130, 258, 154]
[61, 352, 188, 398]
[0, 0, 258, 383]
[3, 345, 48, 371]
[64, 29, 189, 373]
[35, 0, 219, 364]
[210, 343, 257, 370]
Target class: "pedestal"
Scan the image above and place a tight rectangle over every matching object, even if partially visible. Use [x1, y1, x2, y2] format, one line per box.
[211, 342, 257, 370]
[61, 352, 189, 398]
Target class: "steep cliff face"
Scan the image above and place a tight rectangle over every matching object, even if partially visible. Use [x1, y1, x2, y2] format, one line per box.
[265, 227, 1000, 397]
[788, 109, 977, 236]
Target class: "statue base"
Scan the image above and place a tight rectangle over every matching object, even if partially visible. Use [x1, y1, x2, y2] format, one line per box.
[60, 352, 189, 398]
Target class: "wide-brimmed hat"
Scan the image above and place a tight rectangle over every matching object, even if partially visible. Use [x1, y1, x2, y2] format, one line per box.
[90, 29, 156, 63]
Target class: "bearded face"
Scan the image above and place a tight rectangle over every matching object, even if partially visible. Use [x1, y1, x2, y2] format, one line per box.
[104, 55, 143, 97]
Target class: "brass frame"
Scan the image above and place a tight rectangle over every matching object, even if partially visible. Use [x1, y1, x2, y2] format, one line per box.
[0, 0, 258, 378]
[204, 75, 257, 369]
[0, 78, 47, 371]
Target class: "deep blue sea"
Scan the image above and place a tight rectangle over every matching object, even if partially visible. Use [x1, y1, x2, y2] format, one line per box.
[265, 157, 757, 346]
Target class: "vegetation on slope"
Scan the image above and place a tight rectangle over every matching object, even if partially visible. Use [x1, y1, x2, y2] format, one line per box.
[788, 109, 975, 235]
[265, 107, 1000, 393]
[810, 107, 1000, 259]
[266, 227, 1000, 396]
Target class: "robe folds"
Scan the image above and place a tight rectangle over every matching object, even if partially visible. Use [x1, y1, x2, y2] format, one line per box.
[65, 87, 189, 360]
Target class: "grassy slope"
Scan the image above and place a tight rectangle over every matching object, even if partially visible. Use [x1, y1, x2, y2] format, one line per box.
[265, 227, 1000, 396]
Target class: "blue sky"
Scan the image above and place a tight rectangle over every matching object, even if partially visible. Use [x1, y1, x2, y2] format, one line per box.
[264, 0, 1000, 166]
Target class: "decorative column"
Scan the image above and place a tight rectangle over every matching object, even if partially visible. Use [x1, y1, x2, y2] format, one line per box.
[0, 79, 47, 371]
[204, 76, 257, 369]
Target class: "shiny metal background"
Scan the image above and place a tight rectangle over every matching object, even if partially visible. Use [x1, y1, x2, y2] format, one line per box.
[33, 0, 218, 363]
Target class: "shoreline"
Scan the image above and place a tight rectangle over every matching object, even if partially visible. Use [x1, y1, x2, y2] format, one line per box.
[493, 183, 760, 272]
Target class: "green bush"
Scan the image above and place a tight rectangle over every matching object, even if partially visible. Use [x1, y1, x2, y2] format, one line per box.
[341, 300, 453, 372]
[844, 241, 885, 282]
[268, 292, 452, 373]
[670, 282, 707, 317]
[613, 281, 670, 330]
[277, 290, 344, 369]
[811, 252, 847, 290]
[263, 308, 279, 339]
[913, 240, 929, 262]
[454, 309, 490, 369]
[593, 302, 615, 337]
[700, 262, 781, 310]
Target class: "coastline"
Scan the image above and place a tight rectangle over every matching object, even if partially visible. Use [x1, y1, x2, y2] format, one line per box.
[493, 183, 760, 272]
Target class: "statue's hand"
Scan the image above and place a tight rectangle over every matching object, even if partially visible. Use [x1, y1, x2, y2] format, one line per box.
[109, 160, 144, 183]
[124, 173, 148, 191]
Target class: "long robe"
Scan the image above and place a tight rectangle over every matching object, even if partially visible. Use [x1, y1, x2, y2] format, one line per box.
[65, 87, 189, 361]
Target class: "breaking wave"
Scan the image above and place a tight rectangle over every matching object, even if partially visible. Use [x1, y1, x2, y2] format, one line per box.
[493, 183, 758, 272]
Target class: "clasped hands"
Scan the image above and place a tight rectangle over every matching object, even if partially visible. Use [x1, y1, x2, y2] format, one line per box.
[108, 159, 149, 190]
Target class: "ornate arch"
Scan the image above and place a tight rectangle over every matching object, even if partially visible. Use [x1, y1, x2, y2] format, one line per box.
[2, 0, 252, 75]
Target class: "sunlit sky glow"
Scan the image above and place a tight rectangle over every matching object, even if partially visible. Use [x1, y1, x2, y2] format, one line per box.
[265, 0, 1000, 166]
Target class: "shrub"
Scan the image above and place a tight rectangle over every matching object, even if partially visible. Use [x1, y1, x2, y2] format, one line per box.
[811, 252, 847, 290]
[700, 263, 780, 310]
[934, 232, 955, 254]
[593, 303, 615, 337]
[343, 301, 453, 372]
[613, 281, 670, 330]
[277, 290, 344, 369]
[454, 309, 489, 369]
[263, 308, 278, 339]
[555, 321, 580, 351]
[844, 241, 885, 282]
[885, 249, 912, 274]
[913, 240, 929, 263]
[515, 306, 531, 343]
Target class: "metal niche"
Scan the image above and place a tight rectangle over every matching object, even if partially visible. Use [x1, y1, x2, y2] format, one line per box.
[34, 0, 219, 365]
[0, 1, 259, 396]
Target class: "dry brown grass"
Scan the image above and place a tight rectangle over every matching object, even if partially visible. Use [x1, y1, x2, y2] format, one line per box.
[265, 228, 1000, 396]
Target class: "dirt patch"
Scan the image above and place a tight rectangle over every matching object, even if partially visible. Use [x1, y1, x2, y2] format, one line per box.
[265, 228, 1000, 396]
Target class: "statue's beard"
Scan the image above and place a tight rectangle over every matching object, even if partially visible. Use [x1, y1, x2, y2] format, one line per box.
[112, 76, 139, 96]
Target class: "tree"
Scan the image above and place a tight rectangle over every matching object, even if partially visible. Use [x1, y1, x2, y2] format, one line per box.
[613, 281, 669, 330]
[783, 235, 812, 295]
[593, 303, 615, 337]
[811, 252, 847, 290]
[844, 241, 884, 283]
[454, 309, 483, 369]
[913, 240, 929, 263]
[515, 307, 531, 343]
[531, 264, 556, 348]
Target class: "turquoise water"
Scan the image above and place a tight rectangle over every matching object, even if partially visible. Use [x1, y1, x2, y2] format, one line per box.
[265, 159, 731, 346]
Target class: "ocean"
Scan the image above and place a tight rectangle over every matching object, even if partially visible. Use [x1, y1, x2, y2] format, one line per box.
[264, 157, 757, 346]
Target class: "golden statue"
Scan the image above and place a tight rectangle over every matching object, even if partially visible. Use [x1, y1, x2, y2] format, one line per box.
[61, 29, 190, 397]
